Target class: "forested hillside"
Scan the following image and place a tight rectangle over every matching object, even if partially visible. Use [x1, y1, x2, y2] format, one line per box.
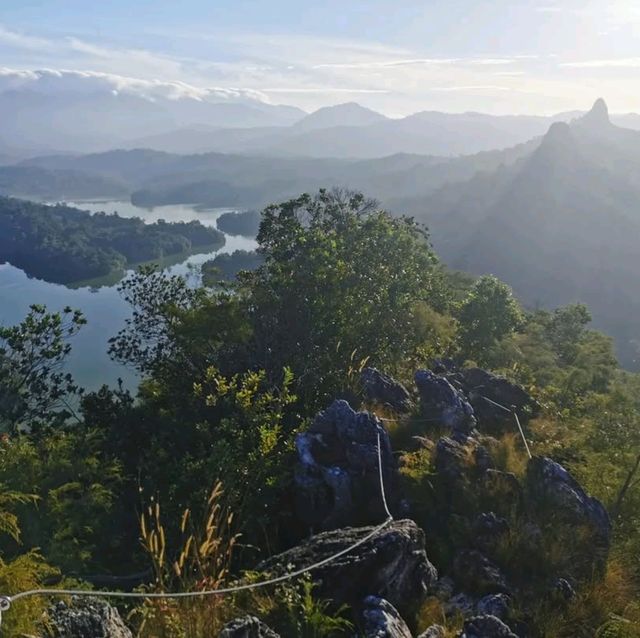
[1, 191, 640, 637]
[0, 197, 224, 284]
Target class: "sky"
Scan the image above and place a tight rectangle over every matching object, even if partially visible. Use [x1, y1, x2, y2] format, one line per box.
[0, 0, 639, 115]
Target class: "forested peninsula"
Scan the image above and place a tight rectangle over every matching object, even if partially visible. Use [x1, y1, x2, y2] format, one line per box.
[0, 196, 224, 284]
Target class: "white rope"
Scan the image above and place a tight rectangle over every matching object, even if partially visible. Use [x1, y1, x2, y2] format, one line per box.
[479, 395, 533, 459]
[0, 432, 393, 628]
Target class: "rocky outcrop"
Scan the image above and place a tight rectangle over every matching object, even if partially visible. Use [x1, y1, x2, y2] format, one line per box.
[460, 615, 518, 638]
[361, 596, 412, 638]
[43, 597, 132, 638]
[219, 616, 281, 638]
[294, 399, 398, 530]
[361, 367, 414, 413]
[258, 519, 437, 616]
[476, 594, 511, 620]
[472, 513, 509, 555]
[526, 456, 611, 554]
[415, 370, 476, 437]
[452, 550, 509, 595]
[451, 368, 540, 435]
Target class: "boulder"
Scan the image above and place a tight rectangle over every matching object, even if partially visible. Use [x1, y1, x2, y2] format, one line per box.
[456, 368, 540, 434]
[219, 616, 280, 638]
[551, 578, 577, 603]
[434, 437, 472, 482]
[294, 399, 398, 530]
[362, 596, 412, 638]
[258, 519, 437, 617]
[452, 550, 509, 595]
[361, 368, 414, 413]
[526, 457, 611, 554]
[476, 594, 511, 620]
[472, 513, 509, 555]
[444, 592, 477, 618]
[482, 470, 522, 511]
[415, 370, 476, 437]
[461, 615, 518, 638]
[43, 597, 132, 638]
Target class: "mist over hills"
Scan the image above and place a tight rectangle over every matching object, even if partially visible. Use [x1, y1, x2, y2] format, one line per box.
[2, 91, 639, 368]
[403, 99, 640, 367]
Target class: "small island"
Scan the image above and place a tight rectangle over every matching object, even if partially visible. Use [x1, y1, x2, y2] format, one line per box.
[202, 249, 263, 285]
[215, 210, 261, 237]
[0, 196, 225, 284]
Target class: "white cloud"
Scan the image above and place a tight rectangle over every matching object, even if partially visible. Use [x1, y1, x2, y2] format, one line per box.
[0, 67, 272, 104]
[561, 57, 640, 68]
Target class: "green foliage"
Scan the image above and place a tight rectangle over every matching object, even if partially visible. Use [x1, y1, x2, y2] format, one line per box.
[244, 188, 449, 408]
[0, 430, 125, 573]
[0, 304, 85, 434]
[0, 196, 224, 284]
[456, 275, 523, 366]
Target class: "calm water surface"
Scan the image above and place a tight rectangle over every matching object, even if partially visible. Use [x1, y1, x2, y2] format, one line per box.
[0, 200, 257, 391]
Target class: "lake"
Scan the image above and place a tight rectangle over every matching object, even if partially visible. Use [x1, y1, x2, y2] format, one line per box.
[0, 200, 257, 391]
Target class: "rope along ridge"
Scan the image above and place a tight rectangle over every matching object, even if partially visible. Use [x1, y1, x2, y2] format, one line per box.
[0, 431, 393, 628]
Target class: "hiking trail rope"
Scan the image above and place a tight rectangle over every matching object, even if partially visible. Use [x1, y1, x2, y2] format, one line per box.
[0, 431, 393, 632]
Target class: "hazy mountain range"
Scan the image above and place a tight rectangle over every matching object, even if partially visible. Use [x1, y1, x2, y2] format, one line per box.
[1, 91, 639, 368]
[400, 99, 640, 368]
[0, 70, 638, 158]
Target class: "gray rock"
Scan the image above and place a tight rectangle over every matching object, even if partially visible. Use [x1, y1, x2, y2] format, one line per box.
[433, 576, 455, 601]
[219, 615, 281, 638]
[415, 370, 476, 437]
[294, 399, 398, 530]
[460, 615, 518, 638]
[258, 519, 437, 617]
[482, 470, 522, 509]
[526, 457, 611, 555]
[456, 368, 540, 434]
[551, 577, 577, 603]
[362, 596, 412, 638]
[361, 368, 414, 413]
[476, 594, 511, 620]
[418, 625, 447, 638]
[434, 437, 471, 482]
[44, 597, 132, 638]
[472, 513, 509, 555]
[452, 550, 509, 595]
[444, 592, 477, 617]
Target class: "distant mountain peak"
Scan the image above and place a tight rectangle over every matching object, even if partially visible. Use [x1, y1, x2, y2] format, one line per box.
[541, 121, 573, 147]
[576, 98, 611, 129]
[292, 102, 387, 132]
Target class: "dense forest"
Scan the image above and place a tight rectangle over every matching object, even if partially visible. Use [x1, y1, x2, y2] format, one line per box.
[1, 190, 640, 637]
[0, 197, 225, 284]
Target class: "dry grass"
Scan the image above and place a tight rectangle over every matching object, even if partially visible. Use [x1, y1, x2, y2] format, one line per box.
[415, 597, 463, 637]
[133, 481, 240, 638]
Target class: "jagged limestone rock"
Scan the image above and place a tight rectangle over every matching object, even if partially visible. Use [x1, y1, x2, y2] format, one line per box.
[526, 456, 611, 563]
[42, 597, 132, 638]
[452, 550, 509, 595]
[361, 367, 414, 413]
[415, 369, 476, 437]
[460, 615, 518, 638]
[258, 519, 437, 617]
[361, 596, 412, 638]
[294, 399, 398, 530]
[219, 615, 280, 638]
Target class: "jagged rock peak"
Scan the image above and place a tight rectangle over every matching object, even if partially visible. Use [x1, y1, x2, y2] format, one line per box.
[542, 121, 572, 145]
[578, 97, 610, 128]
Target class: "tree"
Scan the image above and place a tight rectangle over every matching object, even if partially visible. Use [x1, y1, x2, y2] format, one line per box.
[546, 303, 592, 364]
[456, 275, 523, 365]
[0, 305, 85, 433]
[242, 188, 450, 408]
